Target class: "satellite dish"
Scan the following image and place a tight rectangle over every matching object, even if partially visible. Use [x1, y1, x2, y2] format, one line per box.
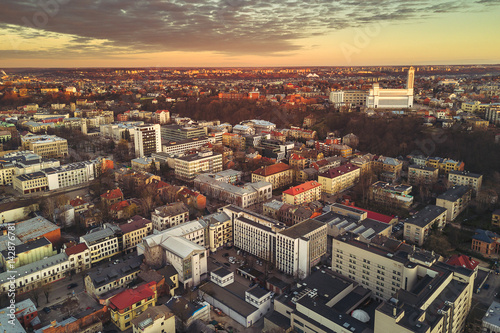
[351, 309, 370, 323]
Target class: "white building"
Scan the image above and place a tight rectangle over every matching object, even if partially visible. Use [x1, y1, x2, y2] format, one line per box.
[366, 66, 414, 109]
[151, 202, 190, 231]
[134, 124, 162, 157]
[80, 223, 121, 264]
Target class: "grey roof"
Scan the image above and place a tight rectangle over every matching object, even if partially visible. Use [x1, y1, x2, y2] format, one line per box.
[199, 281, 259, 317]
[1, 237, 51, 258]
[246, 285, 270, 299]
[212, 267, 232, 279]
[86, 254, 144, 288]
[15, 216, 59, 243]
[405, 205, 447, 227]
[448, 170, 482, 178]
[80, 226, 117, 245]
[482, 300, 500, 329]
[0, 252, 68, 284]
[279, 219, 325, 239]
[437, 185, 470, 202]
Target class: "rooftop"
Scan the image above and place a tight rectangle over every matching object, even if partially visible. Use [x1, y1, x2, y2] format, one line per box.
[319, 163, 359, 179]
[109, 282, 155, 311]
[449, 170, 482, 178]
[437, 185, 470, 201]
[14, 216, 60, 243]
[252, 162, 291, 176]
[279, 219, 325, 239]
[283, 180, 321, 196]
[405, 205, 447, 227]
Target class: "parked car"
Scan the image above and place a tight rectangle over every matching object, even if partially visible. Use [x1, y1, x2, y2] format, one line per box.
[224, 263, 231, 267]
[222, 253, 229, 257]
[43, 307, 51, 314]
[67, 283, 78, 289]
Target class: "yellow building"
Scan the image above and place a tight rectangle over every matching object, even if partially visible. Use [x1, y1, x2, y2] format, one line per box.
[0, 164, 15, 185]
[13, 172, 48, 194]
[251, 162, 293, 190]
[448, 170, 483, 194]
[408, 164, 439, 185]
[202, 211, 232, 253]
[318, 163, 360, 195]
[131, 305, 175, 333]
[119, 216, 153, 253]
[109, 282, 157, 331]
[435, 185, 471, 221]
[21, 135, 68, 158]
[425, 157, 464, 175]
[0, 237, 56, 270]
[493, 210, 500, 227]
[282, 180, 322, 205]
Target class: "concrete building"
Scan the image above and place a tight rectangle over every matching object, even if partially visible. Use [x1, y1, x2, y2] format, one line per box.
[373, 156, 403, 183]
[162, 136, 210, 155]
[482, 300, 500, 333]
[99, 122, 143, 142]
[44, 162, 90, 190]
[131, 156, 160, 172]
[131, 304, 175, 333]
[275, 219, 327, 278]
[64, 242, 91, 274]
[436, 185, 472, 221]
[485, 103, 500, 125]
[13, 171, 48, 194]
[21, 135, 68, 158]
[80, 223, 121, 264]
[13, 216, 61, 244]
[151, 202, 189, 231]
[318, 163, 360, 195]
[369, 181, 413, 209]
[366, 66, 414, 109]
[448, 170, 483, 195]
[408, 164, 439, 186]
[426, 157, 464, 175]
[120, 216, 153, 253]
[201, 211, 233, 253]
[153, 110, 170, 124]
[240, 119, 276, 134]
[0, 237, 56, 270]
[251, 162, 293, 190]
[404, 205, 447, 246]
[134, 124, 161, 157]
[174, 151, 223, 181]
[161, 124, 207, 142]
[282, 180, 322, 205]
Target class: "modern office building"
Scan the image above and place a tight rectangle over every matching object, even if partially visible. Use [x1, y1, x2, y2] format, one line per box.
[161, 124, 207, 142]
[174, 151, 222, 181]
[162, 136, 210, 155]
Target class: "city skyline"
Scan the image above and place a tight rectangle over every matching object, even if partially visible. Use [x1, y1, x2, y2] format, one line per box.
[1, 0, 500, 67]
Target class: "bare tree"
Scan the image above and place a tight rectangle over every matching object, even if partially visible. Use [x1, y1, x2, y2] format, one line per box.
[42, 284, 52, 304]
[29, 288, 40, 307]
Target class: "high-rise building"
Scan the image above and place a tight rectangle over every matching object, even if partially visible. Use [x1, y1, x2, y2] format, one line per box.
[134, 124, 161, 157]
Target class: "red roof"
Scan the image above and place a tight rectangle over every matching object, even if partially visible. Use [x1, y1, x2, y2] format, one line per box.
[446, 254, 479, 270]
[290, 153, 306, 160]
[352, 206, 394, 224]
[101, 188, 123, 200]
[64, 243, 89, 256]
[283, 181, 321, 196]
[110, 200, 129, 212]
[252, 162, 291, 176]
[319, 163, 359, 179]
[109, 282, 155, 310]
[70, 197, 88, 207]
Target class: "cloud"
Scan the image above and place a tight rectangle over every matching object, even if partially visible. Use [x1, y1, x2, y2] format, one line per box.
[0, 0, 497, 57]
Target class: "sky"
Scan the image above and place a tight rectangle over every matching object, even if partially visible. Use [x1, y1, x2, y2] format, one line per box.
[1, 0, 500, 68]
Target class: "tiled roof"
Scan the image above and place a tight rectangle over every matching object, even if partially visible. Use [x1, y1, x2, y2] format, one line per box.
[319, 163, 359, 179]
[64, 243, 88, 256]
[446, 254, 479, 270]
[283, 181, 321, 196]
[109, 282, 155, 310]
[101, 188, 123, 200]
[252, 162, 291, 176]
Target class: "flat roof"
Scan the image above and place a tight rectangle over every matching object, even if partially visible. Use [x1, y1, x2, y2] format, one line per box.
[405, 205, 447, 227]
[437, 185, 470, 201]
[200, 281, 259, 317]
[15, 217, 60, 243]
[279, 219, 325, 239]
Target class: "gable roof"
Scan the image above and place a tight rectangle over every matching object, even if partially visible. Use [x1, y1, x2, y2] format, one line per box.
[100, 188, 123, 200]
[252, 162, 291, 176]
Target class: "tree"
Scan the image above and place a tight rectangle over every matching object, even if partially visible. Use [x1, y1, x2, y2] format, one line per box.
[29, 289, 40, 307]
[42, 284, 52, 304]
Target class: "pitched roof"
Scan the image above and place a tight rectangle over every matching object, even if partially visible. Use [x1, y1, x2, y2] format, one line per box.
[319, 163, 359, 179]
[110, 200, 129, 212]
[64, 243, 89, 256]
[100, 188, 123, 200]
[252, 162, 291, 176]
[283, 181, 321, 196]
[446, 254, 479, 270]
[109, 282, 155, 310]
[70, 197, 88, 207]
[119, 216, 151, 233]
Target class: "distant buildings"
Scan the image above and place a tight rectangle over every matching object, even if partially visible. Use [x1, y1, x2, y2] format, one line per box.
[485, 103, 500, 125]
[161, 124, 206, 142]
[366, 66, 414, 109]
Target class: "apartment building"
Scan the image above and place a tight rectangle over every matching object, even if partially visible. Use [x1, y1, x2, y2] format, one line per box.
[251, 162, 293, 190]
[174, 151, 223, 181]
[134, 124, 162, 157]
[404, 205, 447, 246]
[0, 252, 69, 294]
[369, 181, 413, 209]
[275, 219, 327, 278]
[194, 174, 272, 209]
[13, 171, 48, 194]
[485, 103, 500, 125]
[21, 135, 68, 158]
[161, 124, 207, 142]
[120, 216, 153, 253]
[318, 163, 360, 194]
[329, 90, 367, 107]
[426, 157, 464, 175]
[448, 170, 483, 194]
[99, 122, 143, 142]
[0, 164, 14, 186]
[222, 205, 286, 262]
[80, 223, 121, 264]
[202, 211, 232, 253]
[109, 281, 157, 331]
[162, 136, 210, 155]
[350, 153, 375, 176]
[222, 132, 246, 150]
[131, 305, 175, 333]
[64, 242, 91, 274]
[373, 156, 403, 183]
[151, 202, 189, 231]
[282, 180, 322, 205]
[44, 162, 90, 190]
[283, 126, 317, 140]
[436, 185, 472, 221]
[240, 119, 276, 134]
[408, 164, 439, 185]
[84, 255, 143, 301]
[153, 109, 170, 124]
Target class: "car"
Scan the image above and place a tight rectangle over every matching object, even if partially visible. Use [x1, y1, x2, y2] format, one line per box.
[249, 282, 255, 287]
[43, 307, 51, 314]
[67, 283, 78, 289]
[484, 284, 490, 290]
[224, 263, 231, 267]
[222, 253, 229, 258]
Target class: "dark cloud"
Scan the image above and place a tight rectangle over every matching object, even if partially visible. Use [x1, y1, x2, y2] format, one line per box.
[0, 0, 497, 56]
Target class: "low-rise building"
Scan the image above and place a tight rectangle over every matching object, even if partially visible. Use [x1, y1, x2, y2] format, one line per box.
[13, 171, 48, 194]
[131, 304, 175, 333]
[404, 205, 447, 246]
[318, 163, 360, 195]
[0, 237, 56, 270]
[282, 180, 321, 205]
[436, 185, 472, 221]
[482, 300, 500, 333]
[120, 216, 153, 253]
[426, 156, 464, 175]
[162, 136, 210, 155]
[201, 211, 232, 253]
[64, 242, 91, 274]
[408, 164, 439, 185]
[448, 170, 483, 194]
[369, 181, 413, 209]
[151, 202, 189, 231]
[21, 134, 68, 158]
[109, 282, 157, 331]
[131, 157, 160, 172]
[251, 162, 293, 190]
[80, 223, 121, 264]
[101, 188, 124, 205]
[373, 156, 403, 183]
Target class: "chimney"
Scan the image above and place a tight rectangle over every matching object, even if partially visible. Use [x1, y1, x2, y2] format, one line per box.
[393, 307, 397, 317]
